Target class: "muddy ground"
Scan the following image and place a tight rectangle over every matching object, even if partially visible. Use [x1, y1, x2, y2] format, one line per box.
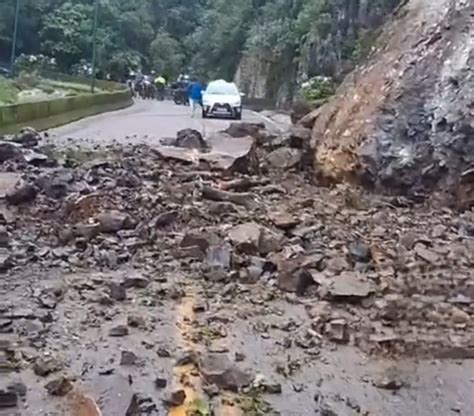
[0, 124, 473, 416]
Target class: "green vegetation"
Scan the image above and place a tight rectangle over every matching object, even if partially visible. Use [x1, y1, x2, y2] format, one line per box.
[188, 398, 210, 416]
[300, 76, 334, 101]
[236, 390, 280, 416]
[0, 73, 102, 105]
[0, 77, 20, 104]
[0, 0, 400, 99]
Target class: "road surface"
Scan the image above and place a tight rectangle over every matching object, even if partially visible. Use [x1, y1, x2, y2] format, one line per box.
[48, 99, 287, 148]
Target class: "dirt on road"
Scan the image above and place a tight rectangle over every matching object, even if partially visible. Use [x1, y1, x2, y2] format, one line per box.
[0, 121, 473, 416]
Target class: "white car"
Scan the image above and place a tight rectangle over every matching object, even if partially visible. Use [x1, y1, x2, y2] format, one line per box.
[202, 80, 243, 120]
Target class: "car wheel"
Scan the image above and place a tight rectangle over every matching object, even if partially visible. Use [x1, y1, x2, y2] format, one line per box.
[235, 113, 242, 120]
[202, 110, 207, 119]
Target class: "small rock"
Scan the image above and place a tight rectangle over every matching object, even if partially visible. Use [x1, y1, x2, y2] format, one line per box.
[199, 353, 252, 392]
[33, 357, 61, 377]
[326, 256, 350, 274]
[291, 100, 313, 125]
[0, 249, 14, 272]
[451, 308, 470, 324]
[265, 148, 302, 169]
[6, 183, 37, 205]
[325, 319, 349, 344]
[203, 383, 220, 397]
[258, 227, 283, 255]
[204, 267, 229, 282]
[175, 351, 198, 366]
[0, 141, 22, 162]
[180, 231, 218, 252]
[109, 283, 127, 301]
[45, 376, 74, 396]
[152, 210, 179, 227]
[348, 240, 371, 263]
[327, 272, 375, 300]
[288, 126, 312, 148]
[127, 315, 146, 328]
[22, 149, 51, 166]
[414, 243, 439, 263]
[74, 223, 101, 240]
[228, 222, 261, 254]
[0, 226, 10, 248]
[121, 276, 149, 289]
[399, 232, 418, 250]
[276, 256, 317, 295]
[109, 325, 129, 337]
[292, 383, 305, 393]
[157, 347, 171, 358]
[269, 211, 299, 230]
[162, 389, 186, 407]
[13, 127, 41, 147]
[373, 376, 404, 391]
[97, 211, 130, 233]
[120, 351, 138, 366]
[154, 377, 167, 389]
[246, 265, 263, 282]
[234, 352, 245, 362]
[175, 245, 205, 260]
[253, 374, 282, 394]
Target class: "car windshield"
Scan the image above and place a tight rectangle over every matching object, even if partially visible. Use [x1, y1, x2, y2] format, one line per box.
[206, 82, 239, 95]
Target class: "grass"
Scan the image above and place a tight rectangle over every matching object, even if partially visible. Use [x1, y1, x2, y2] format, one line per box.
[0, 75, 103, 106]
[235, 390, 280, 416]
[0, 77, 20, 105]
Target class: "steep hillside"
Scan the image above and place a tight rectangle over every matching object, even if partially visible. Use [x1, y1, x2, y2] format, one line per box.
[235, 0, 401, 103]
[309, 0, 473, 204]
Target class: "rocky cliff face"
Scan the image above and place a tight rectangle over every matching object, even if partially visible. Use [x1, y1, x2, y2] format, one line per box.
[310, 0, 473, 204]
[302, 0, 401, 81]
[236, 0, 401, 103]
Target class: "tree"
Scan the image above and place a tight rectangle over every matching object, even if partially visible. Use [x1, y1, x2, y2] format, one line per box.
[150, 31, 184, 78]
[40, 2, 92, 71]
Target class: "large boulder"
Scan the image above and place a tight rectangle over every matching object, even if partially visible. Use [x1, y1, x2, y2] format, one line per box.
[224, 122, 265, 139]
[176, 129, 208, 150]
[311, 0, 474, 203]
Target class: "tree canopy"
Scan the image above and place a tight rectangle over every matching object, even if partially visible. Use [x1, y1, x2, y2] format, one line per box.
[0, 0, 400, 98]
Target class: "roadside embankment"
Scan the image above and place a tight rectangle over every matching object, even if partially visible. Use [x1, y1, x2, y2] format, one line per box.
[0, 78, 132, 134]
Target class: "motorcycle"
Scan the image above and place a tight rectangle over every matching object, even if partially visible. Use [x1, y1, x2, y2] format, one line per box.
[173, 88, 188, 106]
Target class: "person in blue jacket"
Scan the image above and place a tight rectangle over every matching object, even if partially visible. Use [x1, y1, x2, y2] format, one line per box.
[187, 78, 204, 118]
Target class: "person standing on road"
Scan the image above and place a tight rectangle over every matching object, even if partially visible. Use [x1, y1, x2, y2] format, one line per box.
[187, 79, 203, 118]
[154, 75, 166, 100]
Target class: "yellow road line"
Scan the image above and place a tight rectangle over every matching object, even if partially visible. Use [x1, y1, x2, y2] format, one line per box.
[168, 294, 202, 416]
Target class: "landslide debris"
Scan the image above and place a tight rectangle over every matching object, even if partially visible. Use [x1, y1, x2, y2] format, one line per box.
[305, 0, 473, 206]
[0, 124, 472, 415]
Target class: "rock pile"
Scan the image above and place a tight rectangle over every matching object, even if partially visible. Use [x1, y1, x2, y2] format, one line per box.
[0, 124, 472, 414]
[301, 0, 473, 207]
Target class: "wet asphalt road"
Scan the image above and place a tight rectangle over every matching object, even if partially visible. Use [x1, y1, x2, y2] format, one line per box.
[48, 99, 283, 148]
